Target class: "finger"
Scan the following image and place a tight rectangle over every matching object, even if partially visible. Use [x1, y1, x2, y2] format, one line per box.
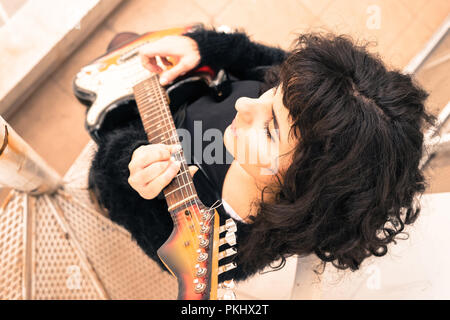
[139, 40, 179, 59]
[141, 160, 182, 199]
[129, 144, 175, 172]
[148, 56, 164, 73]
[188, 165, 199, 177]
[133, 145, 182, 186]
[160, 56, 174, 67]
[129, 159, 172, 187]
[160, 62, 188, 86]
[141, 54, 163, 73]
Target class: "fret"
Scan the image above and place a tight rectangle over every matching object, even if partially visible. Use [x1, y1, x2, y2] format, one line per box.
[142, 121, 167, 132]
[132, 75, 198, 216]
[139, 103, 165, 114]
[142, 121, 172, 132]
[175, 170, 189, 178]
[167, 194, 199, 212]
[147, 128, 173, 142]
[165, 182, 194, 197]
[142, 113, 170, 126]
[139, 95, 164, 105]
[140, 104, 168, 116]
[147, 131, 177, 143]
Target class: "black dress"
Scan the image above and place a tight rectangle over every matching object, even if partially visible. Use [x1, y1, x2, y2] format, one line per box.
[88, 26, 287, 282]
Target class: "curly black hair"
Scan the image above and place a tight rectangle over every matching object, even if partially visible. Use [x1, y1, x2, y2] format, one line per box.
[236, 33, 436, 275]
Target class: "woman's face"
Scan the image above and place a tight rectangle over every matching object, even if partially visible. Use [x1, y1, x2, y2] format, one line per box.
[224, 85, 298, 188]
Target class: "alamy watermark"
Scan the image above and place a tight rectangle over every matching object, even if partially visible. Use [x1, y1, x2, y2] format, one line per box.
[66, 265, 81, 290]
[175, 120, 281, 176]
[366, 5, 381, 30]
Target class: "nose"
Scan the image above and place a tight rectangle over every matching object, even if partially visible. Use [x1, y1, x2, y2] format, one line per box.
[234, 97, 257, 124]
[235, 95, 271, 126]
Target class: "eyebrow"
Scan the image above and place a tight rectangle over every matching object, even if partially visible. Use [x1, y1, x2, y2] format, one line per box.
[272, 105, 280, 141]
[271, 86, 282, 140]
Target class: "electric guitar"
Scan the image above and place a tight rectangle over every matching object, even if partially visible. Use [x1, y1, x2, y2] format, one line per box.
[73, 26, 238, 299]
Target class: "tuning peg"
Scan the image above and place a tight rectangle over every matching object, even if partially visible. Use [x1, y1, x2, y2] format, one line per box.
[219, 290, 236, 300]
[218, 247, 237, 260]
[218, 279, 235, 290]
[219, 231, 236, 246]
[219, 218, 237, 234]
[218, 280, 236, 300]
[218, 262, 237, 275]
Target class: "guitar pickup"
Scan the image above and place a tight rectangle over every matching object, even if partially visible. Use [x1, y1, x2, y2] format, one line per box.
[117, 41, 148, 64]
[218, 247, 237, 260]
[118, 49, 139, 64]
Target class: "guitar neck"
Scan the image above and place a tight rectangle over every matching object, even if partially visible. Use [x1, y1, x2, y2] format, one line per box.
[133, 75, 198, 213]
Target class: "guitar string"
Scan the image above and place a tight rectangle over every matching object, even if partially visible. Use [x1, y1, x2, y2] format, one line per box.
[130, 66, 221, 232]
[112, 62, 222, 222]
[139, 76, 201, 278]
[134, 80, 201, 281]
[151, 75, 206, 239]
[104, 59, 235, 295]
[102, 53, 231, 289]
[149, 71, 224, 226]
[152, 74, 216, 278]
[127, 64, 222, 282]
[153, 76, 205, 280]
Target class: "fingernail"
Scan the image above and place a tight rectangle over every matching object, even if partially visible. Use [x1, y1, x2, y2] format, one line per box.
[170, 145, 181, 155]
[160, 76, 167, 85]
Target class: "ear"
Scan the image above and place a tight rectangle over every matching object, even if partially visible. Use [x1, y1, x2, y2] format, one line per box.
[188, 165, 199, 177]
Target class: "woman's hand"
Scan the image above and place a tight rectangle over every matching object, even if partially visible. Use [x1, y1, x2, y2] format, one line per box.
[128, 144, 199, 200]
[139, 35, 201, 86]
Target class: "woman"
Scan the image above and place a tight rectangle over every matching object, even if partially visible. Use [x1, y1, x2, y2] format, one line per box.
[89, 26, 434, 283]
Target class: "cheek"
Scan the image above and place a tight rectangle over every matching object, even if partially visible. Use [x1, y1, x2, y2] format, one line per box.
[227, 128, 272, 163]
[225, 127, 282, 179]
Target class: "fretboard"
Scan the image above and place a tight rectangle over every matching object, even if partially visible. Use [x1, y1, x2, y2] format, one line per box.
[133, 75, 198, 212]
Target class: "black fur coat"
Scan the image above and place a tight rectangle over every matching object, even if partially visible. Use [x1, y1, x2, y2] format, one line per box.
[88, 26, 287, 282]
